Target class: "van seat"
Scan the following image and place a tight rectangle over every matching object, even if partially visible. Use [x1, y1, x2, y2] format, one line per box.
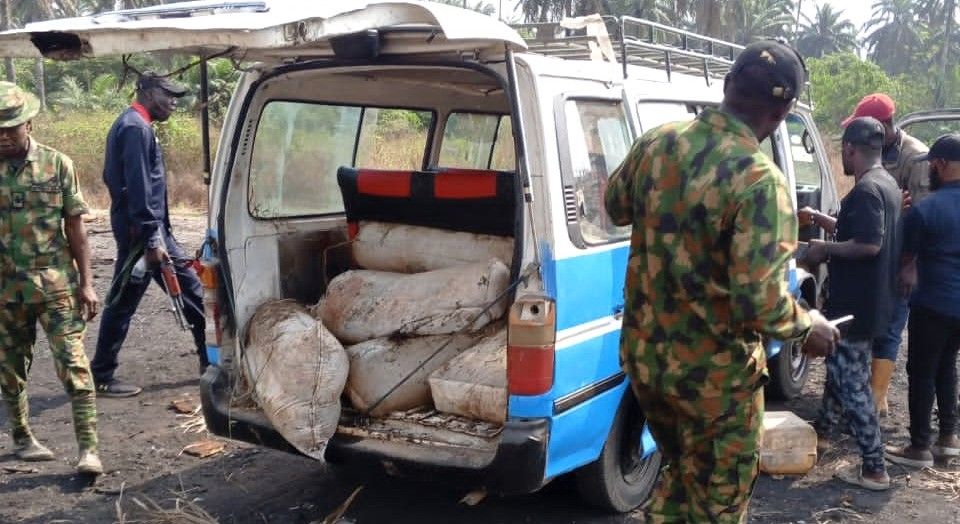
[337, 167, 516, 237]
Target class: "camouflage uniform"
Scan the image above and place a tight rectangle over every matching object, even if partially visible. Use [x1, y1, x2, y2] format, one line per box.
[0, 89, 98, 454]
[605, 108, 812, 523]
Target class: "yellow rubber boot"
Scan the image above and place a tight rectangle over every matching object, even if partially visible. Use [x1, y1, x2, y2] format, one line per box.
[871, 358, 895, 417]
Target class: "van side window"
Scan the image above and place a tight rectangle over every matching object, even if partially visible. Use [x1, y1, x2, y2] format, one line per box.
[786, 113, 824, 189]
[438, 113, 516, 170]
[564, 99, 633, 244]
[248, 101, 433, 218]
[786, 113, 827, 242]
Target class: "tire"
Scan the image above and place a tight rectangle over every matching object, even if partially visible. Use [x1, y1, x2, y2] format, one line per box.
[765, 298, 812, 401]
[576, 393, 661, 513]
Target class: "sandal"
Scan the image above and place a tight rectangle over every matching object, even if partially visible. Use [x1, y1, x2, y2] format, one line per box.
[835, 466, 890, 491]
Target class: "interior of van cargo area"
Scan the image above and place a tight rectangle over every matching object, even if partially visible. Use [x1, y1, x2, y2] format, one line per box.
[222, 64, 522, 463]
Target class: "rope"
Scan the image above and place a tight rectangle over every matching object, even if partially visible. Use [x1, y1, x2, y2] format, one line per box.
[363, 275, 525, 416]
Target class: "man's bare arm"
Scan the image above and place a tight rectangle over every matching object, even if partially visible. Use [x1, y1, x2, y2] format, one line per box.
[65, 214, 99, 320]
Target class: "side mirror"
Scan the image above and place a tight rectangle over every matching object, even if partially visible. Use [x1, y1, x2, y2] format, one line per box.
[801, 130, 816, 155]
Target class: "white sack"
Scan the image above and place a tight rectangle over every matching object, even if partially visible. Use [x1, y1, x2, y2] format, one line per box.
[428, 328, 507, 424]
[319, 259, 510, 345]
[345, 331, 489, 416]
[244, 299, 348, 460]
[352, 221, 514, 273]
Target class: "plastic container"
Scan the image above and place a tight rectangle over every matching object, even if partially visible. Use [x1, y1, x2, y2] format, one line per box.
[759, 411, 818, 475]
[130, 255, 148, 284]
[428, 328, 507, 424]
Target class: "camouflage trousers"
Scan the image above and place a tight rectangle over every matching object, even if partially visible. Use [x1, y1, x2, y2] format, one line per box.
[816, 338, 884, 474]
[0, 296, 98, 452]
[631, 382, 764, 524]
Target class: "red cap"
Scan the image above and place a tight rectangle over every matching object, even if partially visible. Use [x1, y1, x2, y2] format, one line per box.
[841, 93, 895, 127]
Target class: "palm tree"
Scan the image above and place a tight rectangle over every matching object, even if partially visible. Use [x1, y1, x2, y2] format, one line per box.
[731, 0, 794, 43]
[796, 2, 858, 58]
[937, 0, 958, 106]
[435, 0, 498, 16]
[863, 0, 924, 76]
[518, 0, 575, 22]
[672, 0, 729, 39]
[914, 0, 959, 106]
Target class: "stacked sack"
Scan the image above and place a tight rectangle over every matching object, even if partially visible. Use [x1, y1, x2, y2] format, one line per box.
[318, 222, 511, 420]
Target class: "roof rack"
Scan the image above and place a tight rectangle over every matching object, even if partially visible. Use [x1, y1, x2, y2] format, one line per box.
[512, 16, 744, 85]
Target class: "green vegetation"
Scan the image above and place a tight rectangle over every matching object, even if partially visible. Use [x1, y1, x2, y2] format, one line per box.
[31, 109, 214, 211]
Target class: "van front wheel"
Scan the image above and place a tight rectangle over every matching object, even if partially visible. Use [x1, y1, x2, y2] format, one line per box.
[575, 394, 661, 513]
[765, 298, 812, 401]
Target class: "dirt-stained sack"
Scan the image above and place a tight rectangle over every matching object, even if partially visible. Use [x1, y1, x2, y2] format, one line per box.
[345, 330, 491, 416]
[319, 259, 510, 345]
[428, 327, 507, 424]
[352, 221, 514, 273]
[245, 299, 348, 460]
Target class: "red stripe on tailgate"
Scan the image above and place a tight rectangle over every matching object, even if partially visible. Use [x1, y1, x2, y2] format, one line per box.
[356, 170, 413, 197]
[435, 170, 498, 199]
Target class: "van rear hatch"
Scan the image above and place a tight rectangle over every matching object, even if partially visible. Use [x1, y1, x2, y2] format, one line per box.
[0, 0, 526, 61]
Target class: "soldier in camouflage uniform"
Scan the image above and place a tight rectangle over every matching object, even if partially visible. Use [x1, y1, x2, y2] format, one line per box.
[0, 82, 102, 475]
[605, 41, 838, 523]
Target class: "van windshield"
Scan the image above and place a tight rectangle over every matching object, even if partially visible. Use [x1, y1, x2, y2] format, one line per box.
[248, 101, 434, 218]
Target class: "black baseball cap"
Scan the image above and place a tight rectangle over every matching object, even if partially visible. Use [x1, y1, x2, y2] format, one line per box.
[136, 72, 187, 97]
[918, 133, 960, 162]
[842, 117, 885, 149]
[728, 39, 807, 102]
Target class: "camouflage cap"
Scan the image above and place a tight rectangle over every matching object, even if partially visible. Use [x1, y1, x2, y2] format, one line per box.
[0, 81, 40, 129]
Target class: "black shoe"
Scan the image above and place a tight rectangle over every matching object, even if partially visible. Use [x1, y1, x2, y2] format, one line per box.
[95, 380, 142, 398]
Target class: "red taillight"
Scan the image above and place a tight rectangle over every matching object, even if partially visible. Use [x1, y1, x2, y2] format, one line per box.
[198, 260, 223, 347]
[507, 296, 557, 396]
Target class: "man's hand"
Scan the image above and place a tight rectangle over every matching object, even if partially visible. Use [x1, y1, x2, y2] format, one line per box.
[902, 189, 912, 212]
[77, 284, 99, 321]
[801, 309, 839, 358]
[898, 263, 917, 298]
[797, 206, 820, 227]
[145, 246, 171, 265]
[800, 238, 829, 267]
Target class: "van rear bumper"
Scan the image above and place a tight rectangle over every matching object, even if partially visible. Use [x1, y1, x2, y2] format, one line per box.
[199, 366, 549, 495]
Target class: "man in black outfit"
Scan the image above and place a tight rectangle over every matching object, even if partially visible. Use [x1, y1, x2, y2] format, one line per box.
[886, 133, 960, 467]
[800, 116, 902, 490]
[91, 73, 208, 397]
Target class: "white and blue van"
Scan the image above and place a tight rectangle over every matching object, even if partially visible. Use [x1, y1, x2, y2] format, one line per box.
[0, 1, 839, 512]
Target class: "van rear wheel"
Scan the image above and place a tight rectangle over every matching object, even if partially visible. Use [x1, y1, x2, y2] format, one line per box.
[575, 394, 661, 513]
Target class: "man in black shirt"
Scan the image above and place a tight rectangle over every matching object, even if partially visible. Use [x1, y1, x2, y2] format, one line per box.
[800, 117, 902, 490]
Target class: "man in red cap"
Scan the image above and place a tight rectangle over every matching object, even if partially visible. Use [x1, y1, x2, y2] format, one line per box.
[840, 93, 929, 419]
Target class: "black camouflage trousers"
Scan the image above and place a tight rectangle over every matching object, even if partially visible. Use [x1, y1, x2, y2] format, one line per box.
[816, 338, 885, 474]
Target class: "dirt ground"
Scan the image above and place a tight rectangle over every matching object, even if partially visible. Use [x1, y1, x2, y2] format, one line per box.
[1, 213, 958, 524]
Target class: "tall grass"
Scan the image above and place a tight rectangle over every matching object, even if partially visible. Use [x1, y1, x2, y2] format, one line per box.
[31, 109, 215, 211]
